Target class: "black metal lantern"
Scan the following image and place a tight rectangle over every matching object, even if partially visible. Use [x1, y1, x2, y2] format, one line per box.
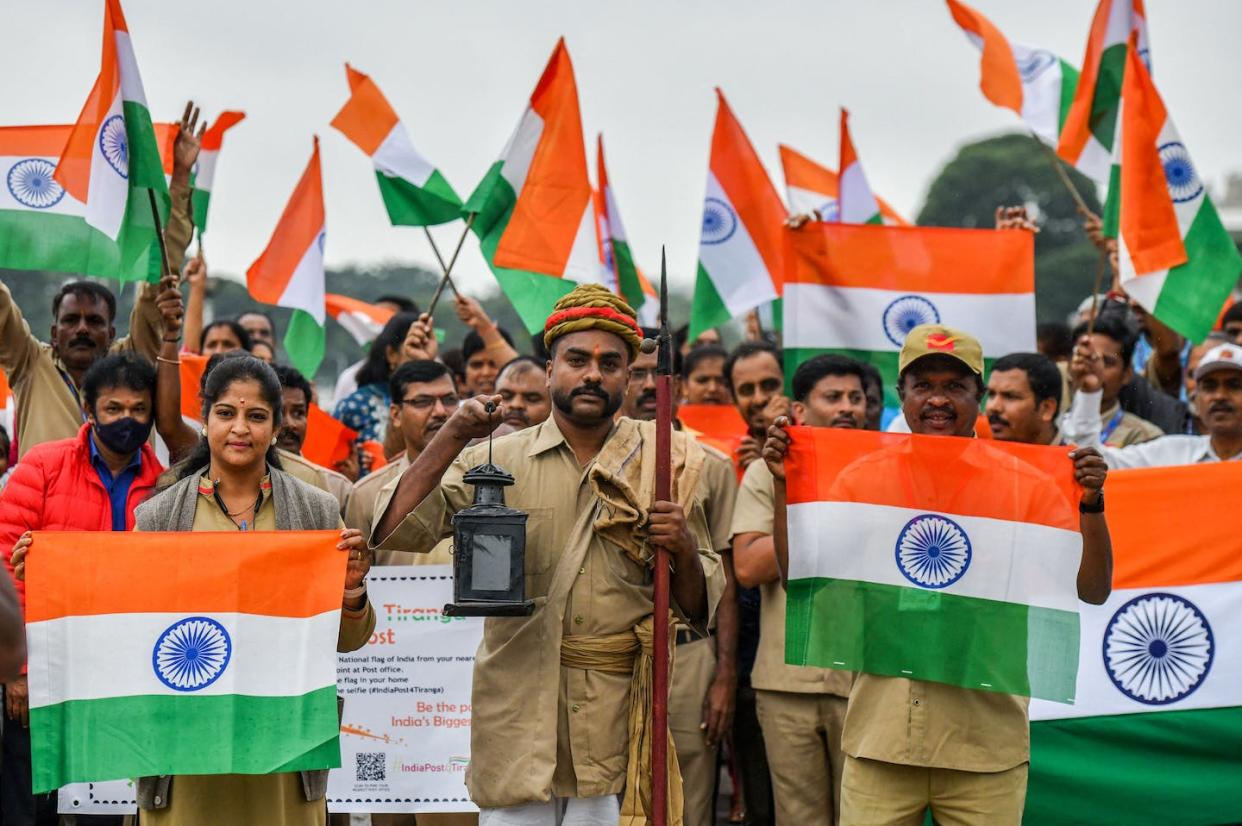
[444, 412, 534, 617]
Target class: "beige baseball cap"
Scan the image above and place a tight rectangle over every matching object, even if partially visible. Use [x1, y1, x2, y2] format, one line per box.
[898, 324, 985, 376]
[1193, 342, 1242, 380]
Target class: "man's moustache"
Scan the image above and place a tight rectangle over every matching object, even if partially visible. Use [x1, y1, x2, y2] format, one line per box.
[987, 414, 1009, 428]
[1208, 402, 1236, 415]
[637, 390, 657, 407]
[571, 385, 609, 401]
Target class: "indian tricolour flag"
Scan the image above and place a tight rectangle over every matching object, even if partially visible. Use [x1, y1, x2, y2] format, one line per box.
[690, 89, 785, 340]
[778, 143, 907, 225]
[1027, 462, 1242, 825]
[26, 531, 347, 792]
[247, 138, 327, 377]
[1057, 0, 1150, 183]
[837, 109, 882, 225]
[331, 64, 462, 227]
[464, 39, 601, 334]
[0, 122, 175, 280]
[51, 0, 169, 281]
[595, 134, 648, 317]
[326, 292, 396, 346]
[946, 0, 1080, 148]
[191, 110, 245, 233]
[1104, 35, 1240, 343]
[783, 222, 1035, 407]
[784, 426, 1082, 703]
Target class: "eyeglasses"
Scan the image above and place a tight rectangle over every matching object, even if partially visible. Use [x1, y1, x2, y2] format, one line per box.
[399, 394, 461, 412]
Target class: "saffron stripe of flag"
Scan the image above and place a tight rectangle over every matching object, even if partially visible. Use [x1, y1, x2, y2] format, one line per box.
[778, 144, 908, 225]
[1027, 461, 1242, 825]
[782, 223, 1035, 407]
[325, 292, 395, 345]
[464, 39, 600, 334]
[331, 64, 462, 227]
[0, 123, 175, 281]
[26, 531, 346, 792]
[191, 110, 245, 232]
[945, 0, 1080, 147]
[1107, 35, 1241, 343]
[247, 137, 327, 377]
[1057, 0, 1150, 183]
[690, 89, 785, 340]
[784, 426, 1082, 703]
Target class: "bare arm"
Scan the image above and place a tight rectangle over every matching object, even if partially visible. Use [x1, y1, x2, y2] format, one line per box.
[182, 254, 206, 354]
[0, 278, 42, 383]
[701, 548, 737, 746]
[733, 532, 780, 587]
[373, 396, 503, 543]
[1071, 447, 1113, 604]
[456, 295, 519, 366]
[152, 275, 199, 463]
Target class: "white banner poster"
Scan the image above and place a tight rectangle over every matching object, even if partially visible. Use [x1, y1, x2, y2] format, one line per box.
[328, 565, 483, 814]
[58, 565, 481, 816]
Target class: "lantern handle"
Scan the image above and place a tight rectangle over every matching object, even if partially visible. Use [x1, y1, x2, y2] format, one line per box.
[484, 401, 497, 465]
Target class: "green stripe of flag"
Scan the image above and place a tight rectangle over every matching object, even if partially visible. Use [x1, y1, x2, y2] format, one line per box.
[284, 309, 326, 378]
[786, 578, 1079, 701]
[611, 238, 645, 312]
[30, 685, 341, 792]
[376, 168, 462, 227]
[1028, 706, 1242, 825]
[1056, 59, 1081, 133]
[1152, 198, 1242, 342]
[689, 262, 730, 341]
[0, 210, 159, 282]
[1088, 43, 1128, 151]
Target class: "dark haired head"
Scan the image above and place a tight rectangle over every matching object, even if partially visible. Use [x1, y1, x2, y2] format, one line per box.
[792, 354, 867, 403]
[177, 355, 285, 481]
[273, 364, 313, 408]
[52, 281, 117, 323]
[439, 347, 466, 385]
[724, 340, 781, 395]
[498, 354, 545, 381]
[81, 352, 156, 413]
[682, 343, 727, 380]
[463, 326, 515, 363]
[1071, 309, 1139, 366]
[991, 352, 1063, 417]
[375, 295, 419, 314]
[236, 309, 275, 327]
[1221, 301, 1242, 328]
[200, 319, 252, 353]
[355, 311, 418, 388]
[390, 359, 453, 403]
[1036, 321, 1073, 362]
[0, 424, 8, 455]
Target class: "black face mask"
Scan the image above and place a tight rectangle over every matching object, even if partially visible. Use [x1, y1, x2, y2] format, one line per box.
[93, 416, 153, 456]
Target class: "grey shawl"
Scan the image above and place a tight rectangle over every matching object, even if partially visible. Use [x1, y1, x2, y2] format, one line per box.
[134, 466, 342, 810]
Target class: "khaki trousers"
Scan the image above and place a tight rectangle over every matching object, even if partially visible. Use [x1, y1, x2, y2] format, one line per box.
[669, 636, 718, 826]
[754, 690, 847, 826]
[839, 756, 1027, 826]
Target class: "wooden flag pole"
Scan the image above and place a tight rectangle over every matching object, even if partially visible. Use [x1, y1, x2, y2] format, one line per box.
[147, 189, 173, 280]
[422, 226, 461, 301]
[425, 213, 477, 319]
[650, 247, 672, 826]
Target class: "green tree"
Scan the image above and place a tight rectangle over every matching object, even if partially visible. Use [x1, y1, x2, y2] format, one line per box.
[917, 132, 1104, 324]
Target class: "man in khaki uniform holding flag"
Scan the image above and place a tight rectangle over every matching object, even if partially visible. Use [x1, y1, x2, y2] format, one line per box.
[373, 284, 723, 826]
[763, 325, 1113, 826]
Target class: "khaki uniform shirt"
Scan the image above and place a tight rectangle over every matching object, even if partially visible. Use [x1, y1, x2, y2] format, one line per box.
[363, 455, 454, 566]
[373, 416, 723, 808]
[0, 278, 161, 458]
[274, 450, 352, 515]
[344, 454, 409, 542]
[1099, 402, 1164, 447]
[731, 460, 851, 697]
[695, 443, 738, 554]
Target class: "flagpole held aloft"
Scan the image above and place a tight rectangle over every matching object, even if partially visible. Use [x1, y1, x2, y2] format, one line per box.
[426, 212, 477, 318]
[147, 188, 173, 280]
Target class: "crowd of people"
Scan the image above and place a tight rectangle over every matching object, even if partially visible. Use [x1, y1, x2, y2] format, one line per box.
[0, 107, 1238, 826]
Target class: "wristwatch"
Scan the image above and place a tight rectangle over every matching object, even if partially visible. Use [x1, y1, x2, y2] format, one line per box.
[1079, 491, 1105, 514]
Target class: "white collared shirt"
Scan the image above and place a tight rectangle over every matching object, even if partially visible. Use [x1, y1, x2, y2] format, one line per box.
[1062, 388, 1238, 468]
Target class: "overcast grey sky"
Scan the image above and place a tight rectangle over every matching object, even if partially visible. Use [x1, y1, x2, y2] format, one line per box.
[4, 1, 1240, 299]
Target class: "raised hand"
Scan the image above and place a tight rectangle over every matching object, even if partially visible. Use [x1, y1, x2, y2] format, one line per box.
[994, 205, 1039, 233]
[337, 528, 372, 593]
[156, 274, 184, 342]
[443, 395, 504, 443]
[173, 101, 205, 183]
[1069, 334, 1103, 394]
[453, 294, 493, 331]
[401, 312, 438, 362]
[761, 417, 792, 481]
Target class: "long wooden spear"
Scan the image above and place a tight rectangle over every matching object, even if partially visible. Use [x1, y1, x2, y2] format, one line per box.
[650, 247, 673, 826]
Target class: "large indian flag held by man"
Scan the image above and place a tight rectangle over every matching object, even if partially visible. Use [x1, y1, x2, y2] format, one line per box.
[946, 0, 1080, 147]
[1057, 0, 1149, 183]
[1027, 462, 1242, 825]
[191, 110, 245, 232]
[26, 531, 347, 792]
[248, 138, 327, 377]
[464, 39, 600, 334]
[778, 143, 907, 225]
[783, 223, 1034, 407]
[53, 0, 168, 281]
[331, 64, 462, 227]
[0, 123, 175, 280]
[689, 89, 785, 340]
[1105, 36, 1240, 343]
[784, 426, 1082, 703]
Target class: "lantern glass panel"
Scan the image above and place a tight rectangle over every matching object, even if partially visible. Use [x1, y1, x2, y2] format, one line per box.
[471, 533, 513, 592]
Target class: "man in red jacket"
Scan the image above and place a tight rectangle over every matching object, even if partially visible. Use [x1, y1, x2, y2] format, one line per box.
[0, 351, 164, 826]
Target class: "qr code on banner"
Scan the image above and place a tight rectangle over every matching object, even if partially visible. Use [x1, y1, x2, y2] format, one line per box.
[355, 752, 386, 782]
